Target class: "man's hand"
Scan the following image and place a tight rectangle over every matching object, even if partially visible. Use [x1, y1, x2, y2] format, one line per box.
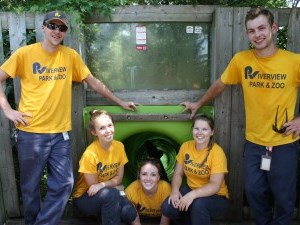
[180, 102, 200, 119]
[119, 101, 138, 111]
[3, 107, 32, 126]
[283, 116, 300, 138]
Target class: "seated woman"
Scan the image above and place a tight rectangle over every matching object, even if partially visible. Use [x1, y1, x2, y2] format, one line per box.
[72, 110, 136, 225]
[125, 157, 171, 225]
[161, 114, 229, 225]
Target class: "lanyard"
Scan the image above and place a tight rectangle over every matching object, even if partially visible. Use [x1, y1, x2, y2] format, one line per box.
[266, 146, 273, 155]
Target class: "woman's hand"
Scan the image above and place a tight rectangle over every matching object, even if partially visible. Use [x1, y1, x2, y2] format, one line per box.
[168, 190, 182, 208]
[87, 182, 105, 196]
[177, 191, 196, 211]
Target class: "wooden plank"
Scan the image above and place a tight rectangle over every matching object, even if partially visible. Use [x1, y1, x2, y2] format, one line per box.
[287, 8, 300, 53]
[35, 14, 44, 42]
[85, 5, 216, 23]
[0, 181, 5, 225]
[9, 12, 26, 105]
[228, 7, 250, 221]
[86, 89, 206, 106]
[212, 7, 240, 221]
[0, 18, 8, 224]
[70, 83, 86, 182]
[0, 19, 4, 65]
[4, 12, 27, 217]
[0, 12, 36, 30]
[64, 14, 86, 58]
[287, 7, 300, 219]
[64, 18, 89, 181]
[0, 96, 20, 217]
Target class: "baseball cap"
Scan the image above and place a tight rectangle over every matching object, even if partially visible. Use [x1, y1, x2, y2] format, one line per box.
[43, 11, 69, 27]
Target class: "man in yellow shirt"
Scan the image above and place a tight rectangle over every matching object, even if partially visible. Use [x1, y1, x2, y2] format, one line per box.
[182, 8, 299, 225]
[0, 11, 137, 225]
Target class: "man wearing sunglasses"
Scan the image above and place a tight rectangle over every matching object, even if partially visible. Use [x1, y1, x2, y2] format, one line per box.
[181, 8, 299, 225]
[0, 11, 137, 225]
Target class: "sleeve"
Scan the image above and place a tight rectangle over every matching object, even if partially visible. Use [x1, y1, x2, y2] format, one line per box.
[161, 181, 171, 199]
[176, 142, 187, 166]
[221, 54, 242, 85]
[210, 146, 228, 174]
[297, 55, 300, 83]
[125, 181, 137, 204]
[119, 143, 129, 166]
[78, 149, 98, 174]
[0, 48, 24, 78]
[71, 49, 91, 82]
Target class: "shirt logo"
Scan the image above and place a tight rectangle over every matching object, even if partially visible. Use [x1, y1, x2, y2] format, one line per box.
[97, 162, 107, 173]
[55, 12, 61, 18]
[136, 203, 146, 212]
[184, 153, 193, 164]
[244, 66, 259, 79]
[33, 62, 47, 74]
[32, 62, 67, 81]
[244, 66, 287, 89]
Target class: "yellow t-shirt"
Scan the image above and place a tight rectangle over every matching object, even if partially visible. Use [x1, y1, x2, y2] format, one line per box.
[72, 140, 128, 198]
[125, 180, 171, 217]
[221, 49, 300, 146]
[0, 43, 91, 133]
[176, 141, 229, 198]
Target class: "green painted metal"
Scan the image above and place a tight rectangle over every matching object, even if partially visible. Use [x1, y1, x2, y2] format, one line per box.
[83, 105, 213, 143]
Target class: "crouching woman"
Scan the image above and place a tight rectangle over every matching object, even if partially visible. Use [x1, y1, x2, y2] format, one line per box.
[72, 110, 136, 225]
[161, 115, 229, 225]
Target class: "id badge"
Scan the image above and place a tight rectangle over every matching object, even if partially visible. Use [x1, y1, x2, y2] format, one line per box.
[62, 132, 69, 140]
[260, 155, 271, 171]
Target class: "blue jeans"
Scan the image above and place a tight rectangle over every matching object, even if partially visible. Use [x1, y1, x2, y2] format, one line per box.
[16, 130, 74, 225]
[73, 187, 137, 225]
[161, 185, 229, 225]
[244, 141, 298, 225]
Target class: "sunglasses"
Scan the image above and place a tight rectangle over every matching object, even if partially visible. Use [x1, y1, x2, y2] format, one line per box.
[44, 23, 68, 32]
[272, 106, 288, 134]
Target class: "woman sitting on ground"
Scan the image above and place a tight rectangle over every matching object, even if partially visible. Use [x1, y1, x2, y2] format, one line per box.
[125, 157, 171, 225]
[161, 114, 229, 225]
[72, 110, 136, 225]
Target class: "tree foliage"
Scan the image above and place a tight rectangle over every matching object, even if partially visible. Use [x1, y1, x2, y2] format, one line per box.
[0, 0, 296, 21]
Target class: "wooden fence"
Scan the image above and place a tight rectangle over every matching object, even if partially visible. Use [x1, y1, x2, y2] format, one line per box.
[0, 5, 300, 223]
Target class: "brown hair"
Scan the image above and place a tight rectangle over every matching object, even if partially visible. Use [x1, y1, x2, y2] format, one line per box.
[137, 157, 163, 179]
[192, 114, 215, 150]
[245, 8, 274, 27]
[89, 109, 113, 132]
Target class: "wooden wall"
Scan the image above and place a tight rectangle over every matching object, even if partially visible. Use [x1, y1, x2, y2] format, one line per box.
[0, 6, 299, 222]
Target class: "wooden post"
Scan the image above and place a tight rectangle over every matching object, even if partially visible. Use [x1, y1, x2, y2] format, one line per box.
[63, 17, 87, 182]
[0, 16, 7, 224]
[213, 7, 245, 221]
[287, 7, 300, 219]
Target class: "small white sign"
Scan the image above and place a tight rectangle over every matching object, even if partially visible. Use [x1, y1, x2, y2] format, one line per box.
[136, 26, 146, 45]
[194, 26, 202, 34]
[186, 26, 194, 33]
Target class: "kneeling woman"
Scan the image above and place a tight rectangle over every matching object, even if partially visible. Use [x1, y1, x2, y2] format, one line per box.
[161, 115, 229, 225]
[125, 158, 171, 225]
[72, 110, 136, 225]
